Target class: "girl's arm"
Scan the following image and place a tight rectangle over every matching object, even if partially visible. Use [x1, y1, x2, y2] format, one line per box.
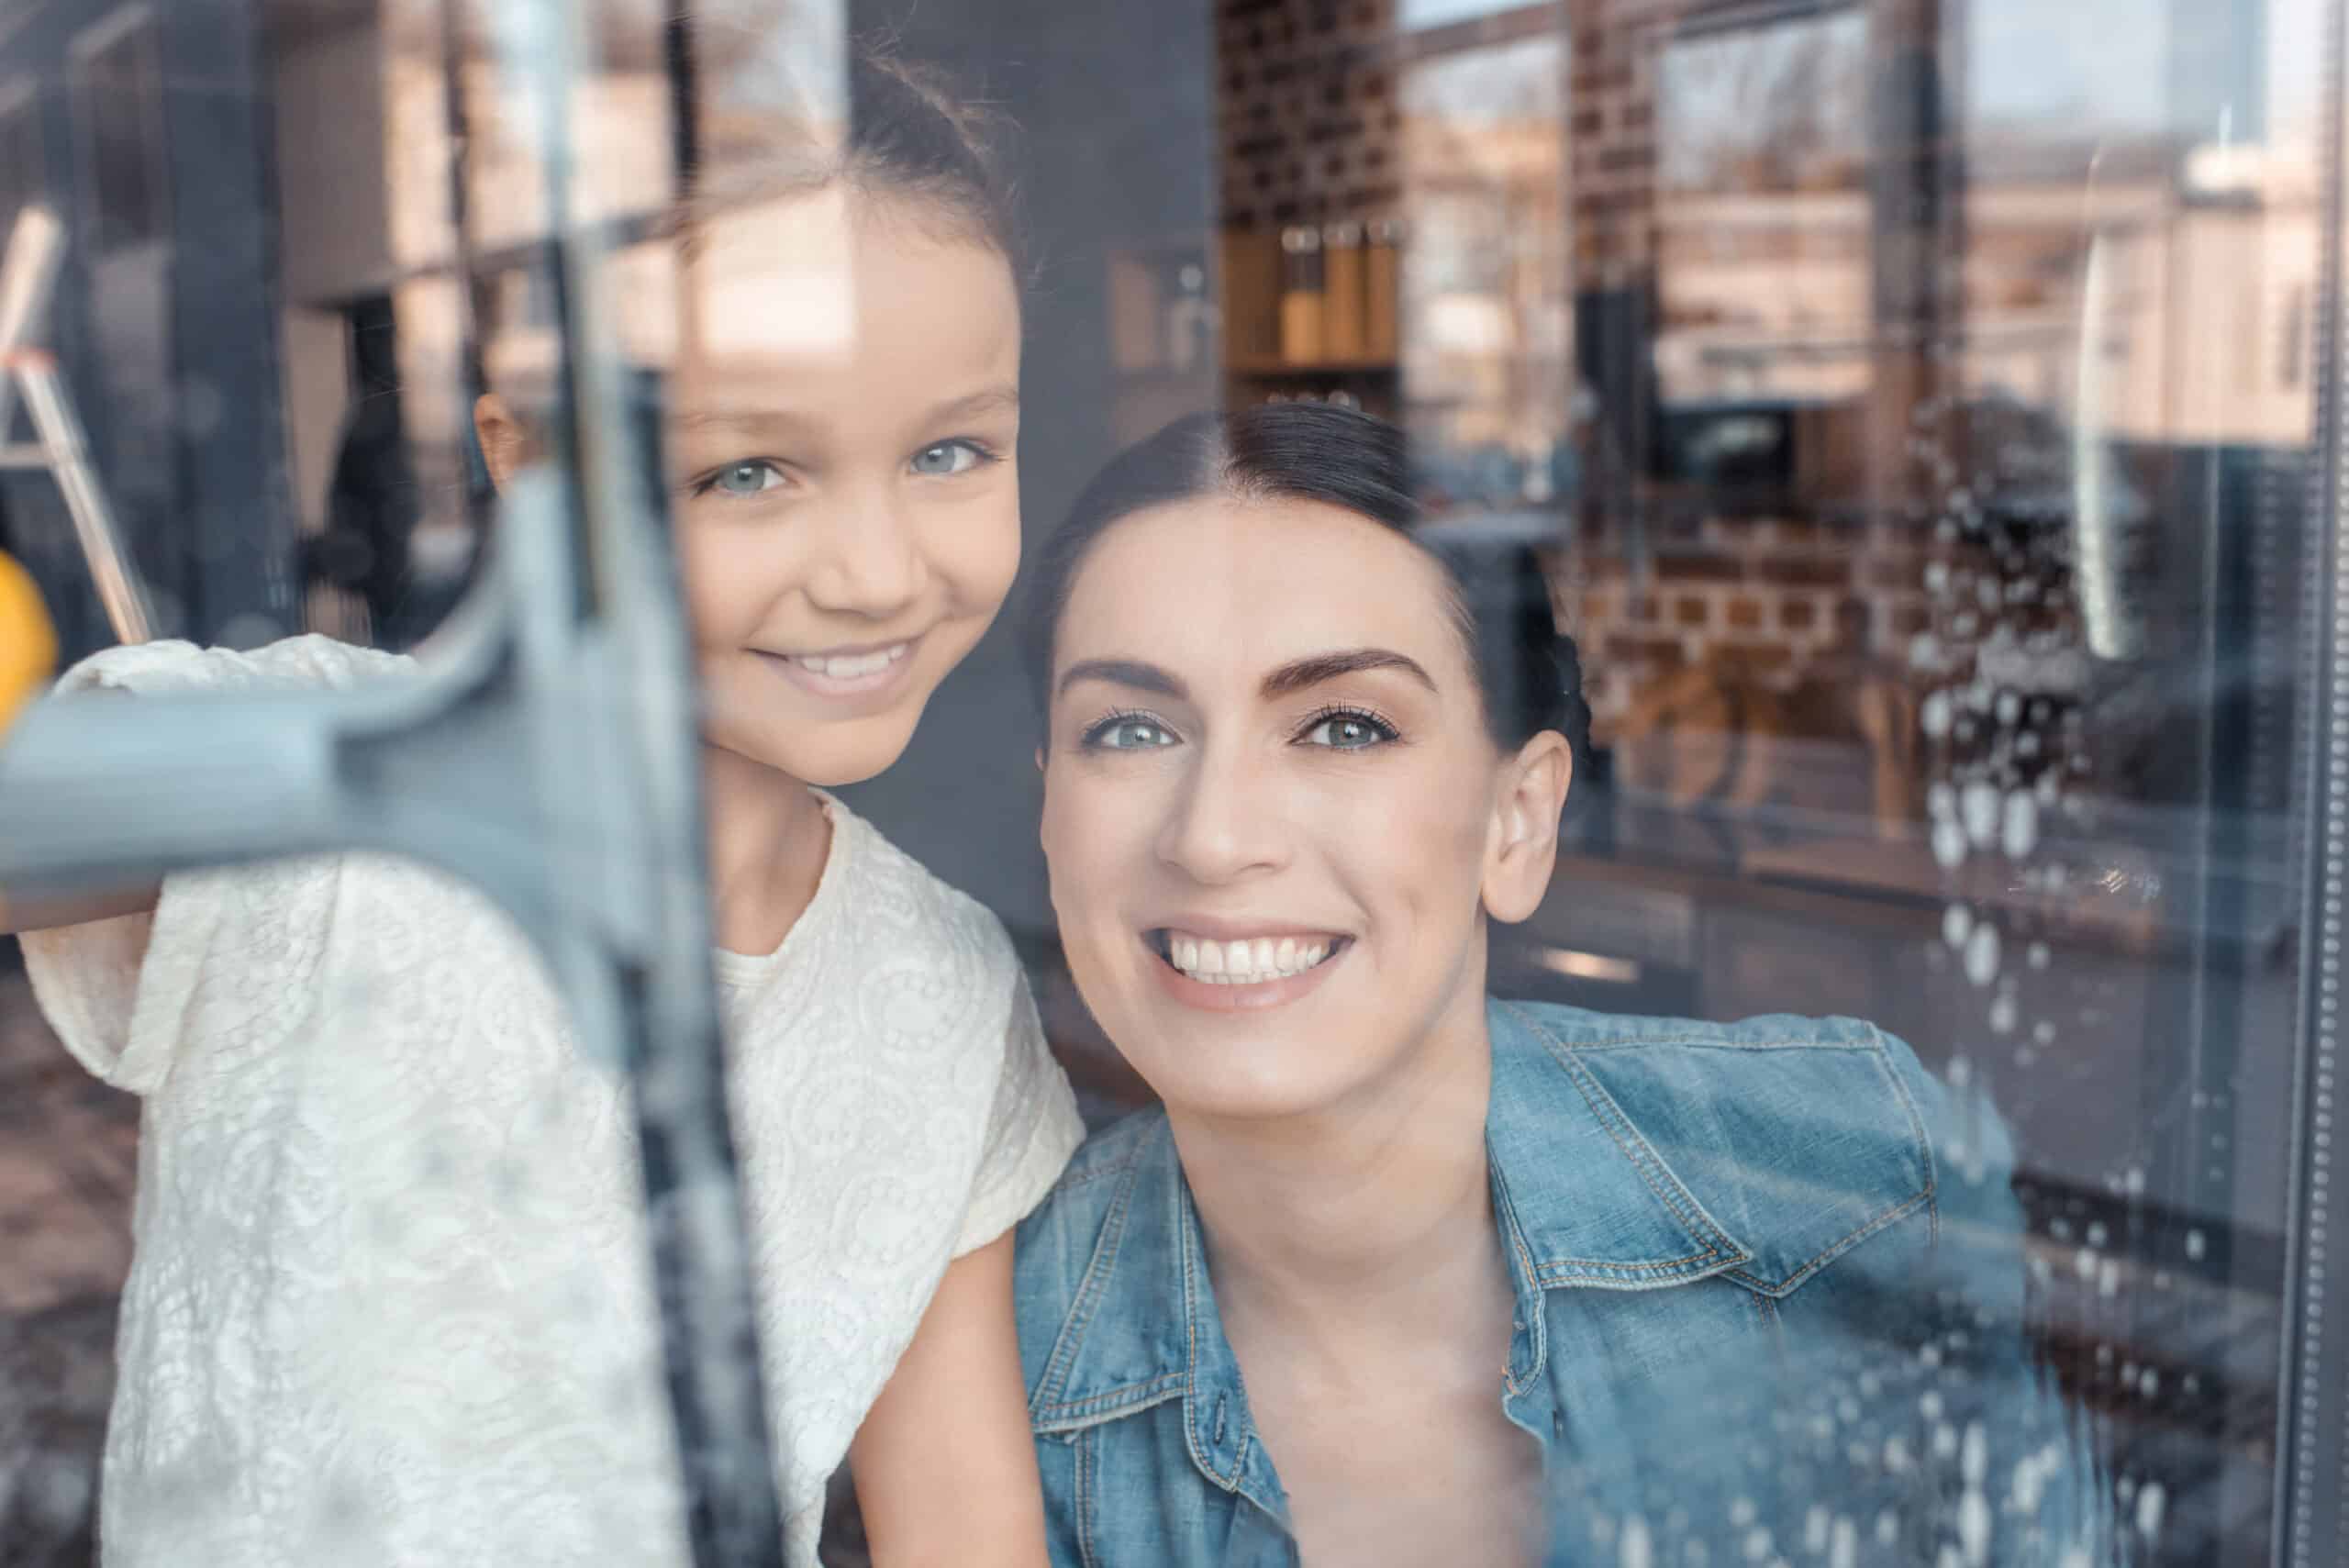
[0, 883, 161, 938]
[0, 681, 161, 937]
[848, 1231, 1049, 1567]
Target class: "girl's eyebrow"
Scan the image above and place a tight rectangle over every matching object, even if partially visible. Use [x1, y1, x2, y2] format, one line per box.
[925, 384, 1020, 423]
[671, 386, 1018, 438]
[672, 408, 818, 435]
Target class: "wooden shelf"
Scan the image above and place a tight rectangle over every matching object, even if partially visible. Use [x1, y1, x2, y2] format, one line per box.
[1226, 354, 1399, 377]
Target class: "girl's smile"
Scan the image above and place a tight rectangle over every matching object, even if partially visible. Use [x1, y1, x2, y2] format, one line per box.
[752, 633, 923, 704]
[666, 189, 1024, 790]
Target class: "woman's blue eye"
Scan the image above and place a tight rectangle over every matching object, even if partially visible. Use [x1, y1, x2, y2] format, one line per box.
[910, 439, 989, 477]
[705, 461, 785, 497]
[1084, 716, 1179, 751]
[1301, 711, 1397, 750]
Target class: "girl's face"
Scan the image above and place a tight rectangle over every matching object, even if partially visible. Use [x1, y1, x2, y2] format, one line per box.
[1038, 496, 1571, 1123]
[669, 188, 1023, 787]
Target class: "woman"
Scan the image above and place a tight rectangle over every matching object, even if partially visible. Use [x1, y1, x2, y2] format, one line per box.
[1013, 405, 2102, 1566]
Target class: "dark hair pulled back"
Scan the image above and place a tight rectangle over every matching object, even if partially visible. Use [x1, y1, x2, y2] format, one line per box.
[1021, 402, 1592, 773]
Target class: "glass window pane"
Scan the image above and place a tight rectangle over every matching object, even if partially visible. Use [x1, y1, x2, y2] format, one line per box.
[6, 0, 2348, 1563]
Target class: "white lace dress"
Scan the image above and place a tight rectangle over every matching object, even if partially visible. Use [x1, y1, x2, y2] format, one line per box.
[20, 636, 1085, 1568]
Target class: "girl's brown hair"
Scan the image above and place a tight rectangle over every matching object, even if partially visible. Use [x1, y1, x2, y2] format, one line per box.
[682, 40, 1027, 284]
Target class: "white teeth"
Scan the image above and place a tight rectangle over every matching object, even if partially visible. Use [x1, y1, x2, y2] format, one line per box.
[1163, 931, 1338, 984]
[791, 643, 908, 679]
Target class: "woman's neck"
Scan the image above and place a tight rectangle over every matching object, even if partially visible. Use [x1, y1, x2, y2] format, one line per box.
[699, 742, 830, 957]
[1174, 992, 1506, 1353]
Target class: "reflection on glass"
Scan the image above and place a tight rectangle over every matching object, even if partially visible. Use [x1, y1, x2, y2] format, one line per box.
[0, 83, 41, 247]
[1542, 0, 2325, 1560]
[1400, 0, 1543, 28]
[2, 0, 2347, 1562]
[1653, 10, 1867, 406]
[1399, 30, 1568, 513]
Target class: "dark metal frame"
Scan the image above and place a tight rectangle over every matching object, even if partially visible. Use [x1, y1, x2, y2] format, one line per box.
[2275, 1, 2349, 1561]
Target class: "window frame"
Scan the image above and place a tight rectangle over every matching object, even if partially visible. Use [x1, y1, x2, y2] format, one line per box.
[67, 4, 171, 258]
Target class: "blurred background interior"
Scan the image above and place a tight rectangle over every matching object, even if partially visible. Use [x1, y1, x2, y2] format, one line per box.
[0, 0, 2341, 1562]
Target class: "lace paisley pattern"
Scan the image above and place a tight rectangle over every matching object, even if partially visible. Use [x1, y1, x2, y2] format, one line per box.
[21, 637, 1084, 1568]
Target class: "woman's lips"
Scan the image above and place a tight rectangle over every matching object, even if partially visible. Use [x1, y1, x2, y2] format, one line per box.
[1162, 929, 1339, 983]
[1143, 928, 1350, 1014]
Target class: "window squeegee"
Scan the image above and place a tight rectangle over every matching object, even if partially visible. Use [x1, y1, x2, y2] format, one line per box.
[0, 1, 790, 1561]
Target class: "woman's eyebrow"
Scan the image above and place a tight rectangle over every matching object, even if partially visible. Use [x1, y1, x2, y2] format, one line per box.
[1261, 649, 1436, 699]
[1056, 658, 1188, 700]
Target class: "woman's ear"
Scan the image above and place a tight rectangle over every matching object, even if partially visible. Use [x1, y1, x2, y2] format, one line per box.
[1481, 729, 1573, 925]
[473, 393, 529, 494]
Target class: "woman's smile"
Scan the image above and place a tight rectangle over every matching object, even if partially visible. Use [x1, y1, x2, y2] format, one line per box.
[1141, 921, 1353, 1013]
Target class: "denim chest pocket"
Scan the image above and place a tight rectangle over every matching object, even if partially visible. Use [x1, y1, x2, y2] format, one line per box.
[1046, 1407, 1297, 1568]
[1560, 1032, 1936, 1300]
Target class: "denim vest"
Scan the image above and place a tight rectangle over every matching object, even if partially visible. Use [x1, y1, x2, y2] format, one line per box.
[1015, 1000, 2108, 1566]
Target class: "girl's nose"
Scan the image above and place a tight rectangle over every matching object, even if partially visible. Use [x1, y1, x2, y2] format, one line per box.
[805, 487, 926, 617]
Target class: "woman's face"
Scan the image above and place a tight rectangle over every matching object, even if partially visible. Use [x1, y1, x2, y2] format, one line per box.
[668, 188, 1023, 788]
[1039, 495, 1569, 1122]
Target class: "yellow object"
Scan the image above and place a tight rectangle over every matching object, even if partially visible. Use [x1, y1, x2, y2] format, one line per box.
[0, 548, 57, 730]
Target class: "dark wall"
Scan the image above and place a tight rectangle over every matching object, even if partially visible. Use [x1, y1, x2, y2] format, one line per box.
[832, 0, 1219, 941]
[0, 0, 295, 660]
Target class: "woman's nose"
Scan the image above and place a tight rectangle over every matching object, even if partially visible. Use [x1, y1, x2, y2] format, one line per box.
[804, 486, 927, 617]
[1154, 742, 1288, 884]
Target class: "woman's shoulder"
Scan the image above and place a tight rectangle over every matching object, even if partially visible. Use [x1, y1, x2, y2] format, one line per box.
[1011, 1108, 1168, 1284]
[1490, 996, 1938, 1123]
[1494, 996, 1891, 1054]
[1491, 996, 1960, 1157]
[1010, 1106, 1177, 1415]
[1488, 997, 2015, 1291]
[1031, 1104, 1168, 1206]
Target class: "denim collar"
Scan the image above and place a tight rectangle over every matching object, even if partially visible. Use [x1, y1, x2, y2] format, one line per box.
[1023, 999, 1764, 1502]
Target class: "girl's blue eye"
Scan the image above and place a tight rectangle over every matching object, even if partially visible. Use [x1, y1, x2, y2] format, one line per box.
[1300, 710, 1397, 750]
[1083, 715, 1180, 751]
[705, 461, 785, 497]
[911, 439, 990, 477]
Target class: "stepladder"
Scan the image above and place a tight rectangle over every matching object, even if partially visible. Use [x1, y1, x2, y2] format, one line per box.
[0, 204, 155, 646]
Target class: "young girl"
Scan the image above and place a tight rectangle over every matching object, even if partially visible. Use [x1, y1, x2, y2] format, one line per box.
[6, 50, 1080, 1568]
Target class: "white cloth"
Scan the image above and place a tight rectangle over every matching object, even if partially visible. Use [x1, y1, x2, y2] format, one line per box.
[20, 636, 1084, 1568]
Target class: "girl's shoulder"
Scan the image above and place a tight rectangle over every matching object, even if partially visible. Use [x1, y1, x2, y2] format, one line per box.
[813, 795, 1025, 988]
[52, 633, 414, 697]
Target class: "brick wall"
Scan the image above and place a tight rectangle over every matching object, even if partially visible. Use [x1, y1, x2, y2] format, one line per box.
[1213, 0, 2018, 756]
[1549, 516, 1940, 732]
[1217, 0, 1404, 230]
[1564, 0, 1675, 286]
